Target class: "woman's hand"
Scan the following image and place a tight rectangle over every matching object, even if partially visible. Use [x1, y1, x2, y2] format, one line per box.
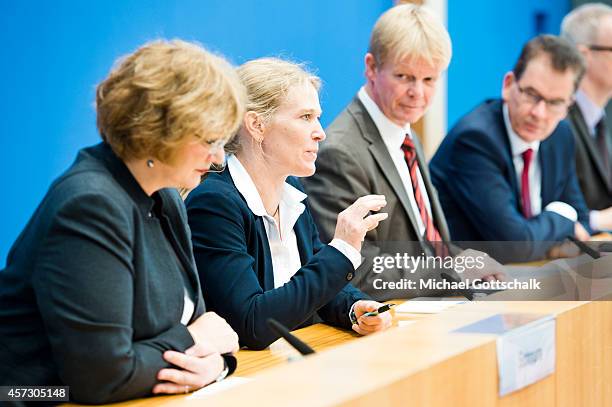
[351, 300, 393, 335]
[153, 342, 224, 395]
[334, 195, 388, 251]
[187, 312, 239, 354]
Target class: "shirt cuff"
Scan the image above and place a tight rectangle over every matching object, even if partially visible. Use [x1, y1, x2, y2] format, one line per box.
[349, 302, 358, 325]
[329, 238, 362, 270]
[590, 210, 601, 232]
[544, 201, 578, 222]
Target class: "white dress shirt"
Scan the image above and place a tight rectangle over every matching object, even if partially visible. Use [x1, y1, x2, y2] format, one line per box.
[502, 103, 577, 222]
[181, 288, 195, 325]
[358, 87, 433, 237]
[575, 89, 605, 137]
[227, 155, 361, 289]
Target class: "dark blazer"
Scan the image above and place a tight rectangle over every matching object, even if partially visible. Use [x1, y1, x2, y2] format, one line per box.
[430, 99, 591, 261]
[0, 143, 207, 404]
[303, 96, 452, 300]
[567, 103, 612, 211]
[185, 168, 368, 350]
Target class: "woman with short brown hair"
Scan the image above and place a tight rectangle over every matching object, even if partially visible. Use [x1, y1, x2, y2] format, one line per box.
[0, 39, 244, 403]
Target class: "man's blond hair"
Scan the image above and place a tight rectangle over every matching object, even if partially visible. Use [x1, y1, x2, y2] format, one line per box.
[369, 3, 452, 68]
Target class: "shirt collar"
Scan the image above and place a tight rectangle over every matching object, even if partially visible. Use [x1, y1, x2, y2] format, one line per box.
[575, 89, 605, 135]
[227, 155, 306, 218]
[503, 103, 540, 157]
[358, 86, 413, 149]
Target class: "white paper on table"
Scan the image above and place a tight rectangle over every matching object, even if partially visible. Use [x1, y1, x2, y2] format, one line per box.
[187, 377, 253, 399]
[394, 300, 466, 314]
[397, 320, 417, 328]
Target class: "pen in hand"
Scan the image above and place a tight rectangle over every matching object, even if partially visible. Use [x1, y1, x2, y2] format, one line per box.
[363, 303, 396, 317]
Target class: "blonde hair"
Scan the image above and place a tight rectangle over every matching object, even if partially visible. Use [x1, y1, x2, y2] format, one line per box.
[226, 57, 320, 154]
[369, 3, 452, 69]
[96, 39, 245, 164]
[561, 3, 612, 45]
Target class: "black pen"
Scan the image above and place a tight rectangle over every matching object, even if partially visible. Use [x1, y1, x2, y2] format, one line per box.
[363, 303, 395, 317]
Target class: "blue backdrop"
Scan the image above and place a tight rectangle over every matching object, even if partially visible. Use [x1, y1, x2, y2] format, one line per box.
[448, 0, 570, 127]
[0, 0, 569, 261]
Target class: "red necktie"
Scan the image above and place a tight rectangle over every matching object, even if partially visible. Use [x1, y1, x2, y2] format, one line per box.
[401, 135, 443, 247]
[521, 148, 534, 218]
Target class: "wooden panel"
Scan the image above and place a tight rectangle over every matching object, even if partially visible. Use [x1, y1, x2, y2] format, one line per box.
[339, 342, 498, 407]
[498, 374, 556, 407]
[68, 300, 611, 406]
[556, 300, 612, 407]
[199, 328, 497, 407]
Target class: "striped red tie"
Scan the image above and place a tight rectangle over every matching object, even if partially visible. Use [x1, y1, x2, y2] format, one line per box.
[401, 135, 445, 255]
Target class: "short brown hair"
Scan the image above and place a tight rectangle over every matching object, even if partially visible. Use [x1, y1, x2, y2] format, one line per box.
[96, 39, 245, 163]
[512, 35, 586, 90]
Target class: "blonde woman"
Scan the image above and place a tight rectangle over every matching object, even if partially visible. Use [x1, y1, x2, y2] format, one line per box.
[0, 40, 244, 402]
[186, 58, 392, 350]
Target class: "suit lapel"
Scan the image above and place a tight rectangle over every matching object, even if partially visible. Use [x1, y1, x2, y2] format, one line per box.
[221, 169, 277, 291]
[348, 99, 425, 244]
[568, 105, 611, 189]
[254, 217, 276, 291]
[413, 136, 451, 242]
[157, 191, 203, 314]
[293, 214, 311, 266]
[539, 141, 553, 205]
[496, 103, 522, 203]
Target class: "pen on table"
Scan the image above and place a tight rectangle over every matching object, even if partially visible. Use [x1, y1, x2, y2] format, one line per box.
[363, 303, 396, 317]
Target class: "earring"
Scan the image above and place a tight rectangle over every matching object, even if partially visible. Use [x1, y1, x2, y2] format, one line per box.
[146, 159, 154, 168]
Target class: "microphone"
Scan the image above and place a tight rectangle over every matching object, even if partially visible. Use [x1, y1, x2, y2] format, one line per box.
[441, 272, 475, 300]
[266, 318, 315, 356]
[567, 235, 600, 259]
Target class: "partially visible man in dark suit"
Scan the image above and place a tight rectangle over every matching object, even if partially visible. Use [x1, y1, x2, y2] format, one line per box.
[429, 35, 612, 261]
[304, 4, 503, 300]
[562, 3, 612, 226]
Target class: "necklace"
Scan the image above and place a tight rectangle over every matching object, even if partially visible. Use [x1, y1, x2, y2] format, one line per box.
[271, 205, 279, 217]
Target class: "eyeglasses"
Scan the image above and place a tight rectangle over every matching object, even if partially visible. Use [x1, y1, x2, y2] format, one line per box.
[203, 138, 227, 154]
[515, 83, 573, 115]
[588, 44, 612, 52]
[206, 153, 227, 173]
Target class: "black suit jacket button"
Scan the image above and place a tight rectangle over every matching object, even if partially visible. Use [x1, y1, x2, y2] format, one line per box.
[346, 272, 354, 281]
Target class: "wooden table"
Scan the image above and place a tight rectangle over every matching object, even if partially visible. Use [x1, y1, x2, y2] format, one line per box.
[102, 295, 611, 406]
[69, 247, 612, 406]
[234, 322, 360, 377]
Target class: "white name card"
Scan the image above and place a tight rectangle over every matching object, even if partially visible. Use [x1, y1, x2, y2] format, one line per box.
[496, 316, 555, 396]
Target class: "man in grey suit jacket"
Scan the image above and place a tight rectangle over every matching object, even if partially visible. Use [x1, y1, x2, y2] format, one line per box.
[562, 4, 612, 224]
[304, 4, 503, 300]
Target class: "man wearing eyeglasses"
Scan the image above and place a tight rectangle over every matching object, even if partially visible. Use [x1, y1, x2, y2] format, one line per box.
[429, 35, 607, 261]
[562, 3, 612, 224]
